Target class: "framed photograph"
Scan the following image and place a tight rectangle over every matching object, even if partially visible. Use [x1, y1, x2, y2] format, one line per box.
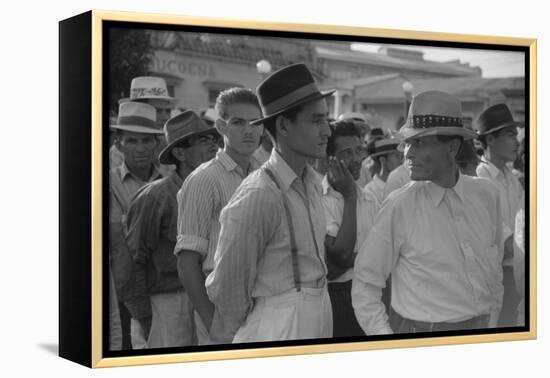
[59, 10, 536, 368]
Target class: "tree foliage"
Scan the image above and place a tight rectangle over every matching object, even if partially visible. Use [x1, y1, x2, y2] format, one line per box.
[108, 28, 153, 114]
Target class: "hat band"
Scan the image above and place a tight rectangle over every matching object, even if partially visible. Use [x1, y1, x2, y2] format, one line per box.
[374, 143, 399, 154]
[410, 114, 463, 129]
[263, 83, 320, 115]
[117, 115, 157, 129]
[131, 87, 170, 98]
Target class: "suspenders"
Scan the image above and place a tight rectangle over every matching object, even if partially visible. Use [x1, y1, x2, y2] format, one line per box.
[264, 168, 302, 292]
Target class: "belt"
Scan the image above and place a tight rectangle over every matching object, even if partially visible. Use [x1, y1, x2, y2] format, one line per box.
[392, 309, 490, 332]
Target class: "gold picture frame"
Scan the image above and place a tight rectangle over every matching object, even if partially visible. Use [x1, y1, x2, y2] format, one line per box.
[59, 9, 536, 368]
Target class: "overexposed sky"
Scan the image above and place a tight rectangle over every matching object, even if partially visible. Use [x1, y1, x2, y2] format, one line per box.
[352, 43, 525, 78]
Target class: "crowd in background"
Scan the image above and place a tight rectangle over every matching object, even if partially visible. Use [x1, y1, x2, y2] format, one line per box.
[107, 63, 526, 351]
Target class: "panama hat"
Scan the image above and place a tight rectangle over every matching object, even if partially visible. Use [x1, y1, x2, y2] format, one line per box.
[110, 101, 164, 135]
[399, 90, 477, 141]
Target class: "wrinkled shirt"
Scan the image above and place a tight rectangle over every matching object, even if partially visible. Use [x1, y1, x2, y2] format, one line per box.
[477, 156, 524, 264]
[175, 150, 255, 275]
[206, 150, 328, 342]
[383, 163, 410, 201]
[321, 176, 379, 282]
[363, 174, 386, 206]
[109, 163, 163, 225]
[352, 173, 505, 335]
[124, 172, 185, 319]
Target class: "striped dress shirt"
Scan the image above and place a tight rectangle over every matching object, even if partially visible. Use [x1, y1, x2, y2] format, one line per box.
[206, 149, 328, 341]
[352, 173, 505, 335]
[175, 149, 254, 275]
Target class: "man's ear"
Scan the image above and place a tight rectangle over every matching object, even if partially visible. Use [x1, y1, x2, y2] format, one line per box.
[449, 138, 462, 160]
[215, 119, 225, 136]
[276, 116, 290, 138]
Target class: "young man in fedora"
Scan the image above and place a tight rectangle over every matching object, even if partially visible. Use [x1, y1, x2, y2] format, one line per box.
[175, 88, 263, 345]
[352, 91, 505, 335]
[321, 120, 379, 338]
[109, 101, 164, 349]
[475, 103, 524, 327]
[363, 136, 403, 206]
[206, 63, 334, 343]
[123, 111, 220, 348]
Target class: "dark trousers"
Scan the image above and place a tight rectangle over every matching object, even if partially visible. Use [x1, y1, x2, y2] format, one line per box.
[328, 280, 365, 338]
[389, 309, 489, 334]
[498, 266, 520, 327]
[118, 301, 132, 350]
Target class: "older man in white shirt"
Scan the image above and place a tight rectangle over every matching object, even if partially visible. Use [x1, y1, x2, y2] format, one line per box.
[352, 91, 505, 335]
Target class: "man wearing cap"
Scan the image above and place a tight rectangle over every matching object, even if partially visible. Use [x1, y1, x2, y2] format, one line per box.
[123, 111, 220, 348]
[321, 120, 379, 337]
[175, 88, 263, 345]
[363, 137, 403, 206]
[475, 104, 524, 327]
[206, 63, 333, 343]
[109, 101, 164, 349]
[352, 91, 505, 335]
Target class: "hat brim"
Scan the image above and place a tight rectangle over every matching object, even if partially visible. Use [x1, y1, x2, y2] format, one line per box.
[250, 89, 336, 125]
[110, 124, 164, 135]
[476, 121, 521, 136]
[158, 128, 220, 165]
[119, 96, 177, 105]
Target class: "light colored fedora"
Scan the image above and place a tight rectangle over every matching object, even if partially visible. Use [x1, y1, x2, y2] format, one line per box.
[399, 90, 477, 141]
[110, 101, 164, 135]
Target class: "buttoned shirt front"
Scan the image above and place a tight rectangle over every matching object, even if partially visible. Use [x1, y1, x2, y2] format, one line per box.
[352, 173, 504, 335]
[205, 150, 328, 340]
[175, 149, 255, 275]
[363, 174, 386, 206]
[477, 156, 524, 265]
[321, 176, 379, 282]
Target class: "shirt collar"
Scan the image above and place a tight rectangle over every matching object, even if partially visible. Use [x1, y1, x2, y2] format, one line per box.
[119, 162, 162, 182]
[217, 149, 255, 177]
[425, 171, 466, 207]
[372, 175, 385, 187]
[480, 155, 510, 178]
[266, 149, 321, 192]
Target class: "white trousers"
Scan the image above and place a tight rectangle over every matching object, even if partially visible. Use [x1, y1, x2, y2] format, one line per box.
[131, 290, 195, 349]
[233, 287, 333, 343]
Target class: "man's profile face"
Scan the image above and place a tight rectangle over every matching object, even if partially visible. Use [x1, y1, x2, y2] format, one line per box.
[488, 126, 519, 163]
[285, 98, 332, 159]
[117, 131, 158, 171]
[404, 135, 453, 182]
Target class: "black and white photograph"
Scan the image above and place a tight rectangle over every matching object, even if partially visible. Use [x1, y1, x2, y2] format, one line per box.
[104, 20, 530, 358]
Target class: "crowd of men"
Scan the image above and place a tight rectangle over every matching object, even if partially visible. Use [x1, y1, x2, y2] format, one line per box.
[107, 63, 526, 350]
